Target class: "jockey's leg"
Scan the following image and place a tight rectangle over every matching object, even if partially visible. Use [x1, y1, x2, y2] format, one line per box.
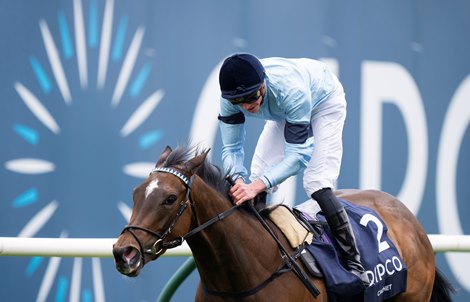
[312, 187, 370, 285]
[303, 84, 369, 284]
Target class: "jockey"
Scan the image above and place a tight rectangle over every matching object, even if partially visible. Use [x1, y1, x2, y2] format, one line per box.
[217, 53, 369, 285]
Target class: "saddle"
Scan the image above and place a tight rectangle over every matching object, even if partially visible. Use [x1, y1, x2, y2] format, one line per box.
[264, 204, 324, 277]
[265, 200, 408, 302]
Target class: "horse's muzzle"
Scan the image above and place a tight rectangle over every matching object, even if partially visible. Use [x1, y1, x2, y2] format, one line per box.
[112, 245, 143, 277]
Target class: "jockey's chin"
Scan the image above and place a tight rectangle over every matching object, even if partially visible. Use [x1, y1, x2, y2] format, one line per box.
[242, 102, 261, 113]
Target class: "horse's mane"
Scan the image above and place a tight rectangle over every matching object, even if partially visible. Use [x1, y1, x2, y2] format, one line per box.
[163, 145, 231, 199]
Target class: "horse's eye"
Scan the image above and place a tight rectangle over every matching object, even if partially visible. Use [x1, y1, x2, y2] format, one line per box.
[164, 195, 178, 205]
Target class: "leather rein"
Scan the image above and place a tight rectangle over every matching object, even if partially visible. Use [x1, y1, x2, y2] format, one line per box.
[120, 167, 320, 298]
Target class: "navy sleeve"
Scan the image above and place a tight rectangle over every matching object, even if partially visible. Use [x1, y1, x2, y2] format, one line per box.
[284, 121, 313, 144]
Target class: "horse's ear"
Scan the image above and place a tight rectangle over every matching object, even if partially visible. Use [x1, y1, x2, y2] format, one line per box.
[184, 149, 210, 174]
[155, 145, 172, 167]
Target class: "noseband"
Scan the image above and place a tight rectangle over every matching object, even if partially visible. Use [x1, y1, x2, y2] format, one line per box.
[121, 167, 194, 257]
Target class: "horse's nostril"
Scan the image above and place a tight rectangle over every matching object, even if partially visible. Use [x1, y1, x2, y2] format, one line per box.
[113, 245, 143, 277]
[122, 246, 138, 263]
[113, 246, 139, 265]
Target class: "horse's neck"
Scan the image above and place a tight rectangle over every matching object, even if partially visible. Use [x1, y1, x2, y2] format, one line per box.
[187, 177, 283, 290]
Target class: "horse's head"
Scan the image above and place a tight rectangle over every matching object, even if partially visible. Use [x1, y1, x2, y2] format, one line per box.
[112, 145, 208, 277]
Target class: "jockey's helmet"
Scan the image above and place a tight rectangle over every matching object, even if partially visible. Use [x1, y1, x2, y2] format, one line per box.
[219, 53, 265, 100]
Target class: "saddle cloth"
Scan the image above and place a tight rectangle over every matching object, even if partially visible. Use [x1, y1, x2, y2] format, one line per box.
[267, 199, 408, 302]
[304, 199, 407, 301]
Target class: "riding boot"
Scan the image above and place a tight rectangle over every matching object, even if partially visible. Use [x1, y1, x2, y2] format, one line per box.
[311, 188, 370, 286]
[254, 191, 267, 211]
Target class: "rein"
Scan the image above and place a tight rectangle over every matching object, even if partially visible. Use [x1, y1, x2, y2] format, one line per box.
[246, 201, 320, 298]
[199, 199, 320, 299]
[223, 177, 320, 298]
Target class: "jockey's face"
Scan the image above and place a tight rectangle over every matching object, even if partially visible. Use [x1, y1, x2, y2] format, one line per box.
[240, 84, 265, 113]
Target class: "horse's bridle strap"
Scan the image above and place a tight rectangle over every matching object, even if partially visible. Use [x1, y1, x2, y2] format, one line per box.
[185, 204, 241, 239]
[121, 167, 243, 254]
[121, 167, 193, 256]
[161, 203, 243, 248]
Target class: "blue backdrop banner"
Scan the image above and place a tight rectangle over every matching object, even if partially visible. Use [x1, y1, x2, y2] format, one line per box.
[1, 1, 469, 301]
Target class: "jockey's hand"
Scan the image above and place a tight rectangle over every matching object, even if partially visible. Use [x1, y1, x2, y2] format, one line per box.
[230, 178, 267, 205]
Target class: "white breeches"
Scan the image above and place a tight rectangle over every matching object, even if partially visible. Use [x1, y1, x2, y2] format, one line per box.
[249, 83, 346, 197]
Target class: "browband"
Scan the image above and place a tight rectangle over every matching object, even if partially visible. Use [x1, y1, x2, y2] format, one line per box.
[151, 167, 190, 187]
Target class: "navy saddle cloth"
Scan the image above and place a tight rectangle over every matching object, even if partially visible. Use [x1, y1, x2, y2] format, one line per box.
[305, 199, 407, 302]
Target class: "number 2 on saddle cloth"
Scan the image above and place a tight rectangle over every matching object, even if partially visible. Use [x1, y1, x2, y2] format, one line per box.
[296, 199, 408, 302]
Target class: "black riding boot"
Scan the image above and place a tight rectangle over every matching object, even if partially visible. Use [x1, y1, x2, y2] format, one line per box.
[312, 188, 370, 286]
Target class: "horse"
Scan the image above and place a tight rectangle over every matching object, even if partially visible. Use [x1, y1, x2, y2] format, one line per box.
[112, 145, 453, 301]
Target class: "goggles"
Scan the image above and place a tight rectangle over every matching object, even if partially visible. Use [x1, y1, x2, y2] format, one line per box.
[228, 89, 262, 105]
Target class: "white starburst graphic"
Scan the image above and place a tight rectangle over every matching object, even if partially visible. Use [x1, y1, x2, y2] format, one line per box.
[4, 0, 164, 301]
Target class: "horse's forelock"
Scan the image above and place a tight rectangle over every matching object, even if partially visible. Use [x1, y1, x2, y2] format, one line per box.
[161, 145, 196, 168]
[156, 145, 230, 199]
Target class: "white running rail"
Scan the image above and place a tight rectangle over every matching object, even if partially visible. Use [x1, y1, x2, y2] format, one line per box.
[0, 235, 469, 258]
[0, 237, 190, 257]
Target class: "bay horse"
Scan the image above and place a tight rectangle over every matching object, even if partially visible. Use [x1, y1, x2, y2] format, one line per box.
[113, 145, 453, 301]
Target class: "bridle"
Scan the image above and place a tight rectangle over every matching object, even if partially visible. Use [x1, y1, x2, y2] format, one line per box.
[121, 167, 240, 258]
